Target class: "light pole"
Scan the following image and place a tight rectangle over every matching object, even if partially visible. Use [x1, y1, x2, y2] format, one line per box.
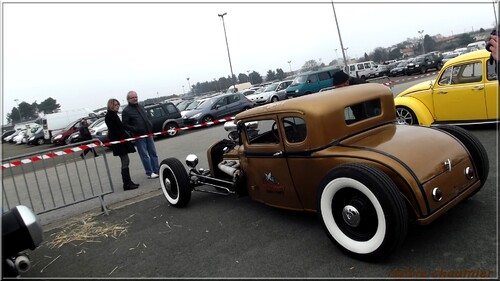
[331, 1, 348, 69]
[418, 30, 425, 54]
[218, 12, 236, 91]
[182, 85, 185, 95]
[186, 78, 191, 94]
[343, 47, 349, 62]
[287, 60, 292, 74]
[14, 99, 22, 121]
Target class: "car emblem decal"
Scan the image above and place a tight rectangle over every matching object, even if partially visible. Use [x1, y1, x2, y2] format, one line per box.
[263, 172, 285, 193]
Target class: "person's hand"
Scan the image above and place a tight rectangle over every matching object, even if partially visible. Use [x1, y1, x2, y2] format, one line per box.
[489, 35, 498, 61]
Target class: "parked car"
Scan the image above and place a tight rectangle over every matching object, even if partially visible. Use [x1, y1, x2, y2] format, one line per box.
[51, 116, 99, 146]
[158, 83, 488, 262]
[13, 129, 27, 145]
[373, 64, 390, 77]
[395, 49, 498, 126]
[286, 68, 341, 98]
[4, 129, 22, 143]
[1, 130, 16, 143]
[67, 117, 105, 144]
[441, 52, 459, 64]
[182, 92, 253, 126]
[144, 102, 184, 137]
[247, 80, 293, 105]
[27, 126, 46, 145]
[388, 60, 408, 77]
[175, 100, 194, 111]
[405, 53, 442, 75]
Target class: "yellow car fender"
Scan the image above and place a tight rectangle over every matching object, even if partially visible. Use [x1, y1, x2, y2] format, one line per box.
[394, 96, 435, 126]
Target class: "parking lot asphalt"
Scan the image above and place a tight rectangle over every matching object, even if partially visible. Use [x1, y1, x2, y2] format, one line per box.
[13, 123, 498, 279]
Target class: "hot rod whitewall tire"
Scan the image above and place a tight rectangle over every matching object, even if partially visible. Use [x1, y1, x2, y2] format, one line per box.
[435, 125, 489, 194]
[317, 163, 408, 262]
[159, 158, 191, 207]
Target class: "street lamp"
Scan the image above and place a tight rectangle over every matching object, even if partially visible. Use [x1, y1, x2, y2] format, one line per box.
[182, 85, 185, 95]
[343, 47, 349, 61]
[186, 78, 191, 93]
[13, 99, 22, 121]
[218, 12, 236, 91]
[287, 60, 292, 74]
[418, 30, 425, 54]
[331, 1, 348, 69]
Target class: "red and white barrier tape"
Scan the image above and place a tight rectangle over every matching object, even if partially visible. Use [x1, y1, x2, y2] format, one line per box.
[383, 80, 395, 87]
[1, 116, 235, 170]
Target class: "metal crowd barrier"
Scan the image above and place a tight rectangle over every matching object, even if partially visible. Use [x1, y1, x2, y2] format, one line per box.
[1, 139, 114, 215]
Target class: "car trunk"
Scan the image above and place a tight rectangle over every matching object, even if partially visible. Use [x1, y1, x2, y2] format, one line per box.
[342, 124, 478, 214]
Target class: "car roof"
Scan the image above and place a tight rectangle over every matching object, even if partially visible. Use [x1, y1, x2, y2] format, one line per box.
[444, 49, 490, 67]
[235, 83, 396, 148]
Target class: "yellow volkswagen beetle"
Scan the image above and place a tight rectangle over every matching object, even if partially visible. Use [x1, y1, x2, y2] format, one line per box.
[395, 49, 498, 126]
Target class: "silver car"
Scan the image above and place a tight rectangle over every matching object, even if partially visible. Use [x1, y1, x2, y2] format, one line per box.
[247, 80, 293, 105]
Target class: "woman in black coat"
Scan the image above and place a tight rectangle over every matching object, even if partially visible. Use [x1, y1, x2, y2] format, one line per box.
[105, 98, 139, 191]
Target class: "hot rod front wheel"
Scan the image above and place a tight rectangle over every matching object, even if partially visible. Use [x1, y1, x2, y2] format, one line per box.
[317, 163, 408, 262]
[159, 158, 191, 208]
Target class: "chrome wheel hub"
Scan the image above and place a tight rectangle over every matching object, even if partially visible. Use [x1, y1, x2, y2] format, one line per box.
[342, 205, 361, 227]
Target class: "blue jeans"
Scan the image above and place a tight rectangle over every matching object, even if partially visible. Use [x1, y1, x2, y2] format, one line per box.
[135, 136, 159, 176]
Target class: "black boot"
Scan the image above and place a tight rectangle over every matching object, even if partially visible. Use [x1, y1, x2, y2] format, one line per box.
[122, 168, 138, 191]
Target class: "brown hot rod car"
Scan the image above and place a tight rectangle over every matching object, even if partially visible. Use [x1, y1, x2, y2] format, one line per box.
[158, 83, 489, 261]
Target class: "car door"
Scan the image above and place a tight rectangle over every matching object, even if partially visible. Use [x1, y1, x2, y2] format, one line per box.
[433, 59, 487, 121]
[212, 96, 230, 119]
[145, 106, 167, 132]
[276, 81, 292, 100]
[241, 118, 302, 209]
[318, 71, 334, 91]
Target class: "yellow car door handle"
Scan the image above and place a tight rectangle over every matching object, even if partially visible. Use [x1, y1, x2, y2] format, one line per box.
[436, 91, 448, 94]
[472, 86, 484, 91]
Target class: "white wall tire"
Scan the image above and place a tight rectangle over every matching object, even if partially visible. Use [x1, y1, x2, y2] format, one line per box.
[317, 163, 408, 262]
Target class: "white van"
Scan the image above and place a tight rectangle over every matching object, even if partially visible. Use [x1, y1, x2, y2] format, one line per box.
[467, 41, 486, 52]
[344, 61, 377, 79]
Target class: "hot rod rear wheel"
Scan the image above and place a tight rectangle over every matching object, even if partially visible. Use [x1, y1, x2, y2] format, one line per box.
[317, 163, 408, 262]
[159, 158, 191, 207]
[435, 125, 489, 195]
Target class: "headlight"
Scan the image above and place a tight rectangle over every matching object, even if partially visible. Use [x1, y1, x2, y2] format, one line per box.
[102, 131, 108, 136]
[295, 89, 301, 93]
[53, 135, 62, 140]
[192, 113, 202, 119]
[29, 136, 34, 141]
[415, 64, 420, 67]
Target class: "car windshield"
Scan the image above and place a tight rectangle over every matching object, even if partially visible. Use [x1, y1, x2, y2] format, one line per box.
[396, 61, 407, 67]
[264, 83, 279, 92]
[177, 100, 193, 111]
[186, 100, 205, 110]
[291, 75, 308, 86]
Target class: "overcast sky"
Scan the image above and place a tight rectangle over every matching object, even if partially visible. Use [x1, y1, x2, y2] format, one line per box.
[1, 0, 498, 124]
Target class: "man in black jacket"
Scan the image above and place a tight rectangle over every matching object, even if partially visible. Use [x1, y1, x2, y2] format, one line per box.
[122, 91, 159, 179]
[332, 70, 368, 88]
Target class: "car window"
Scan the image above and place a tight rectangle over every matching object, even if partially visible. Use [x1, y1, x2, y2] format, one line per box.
[349, 65, 355, 71]
[440, 62, 483, 85]
[344, 99, 382, 125]
[245, 119, 279, 145]
[228, 94, 241, 104]
[357, 64, 364, 70]
[283, 117, 307, 143]
[309, 74, 318, 83]
[165, 103, 178, 114]
[318, 71, 331, 81]
[147, 107, 166, 119]
[214, 97, 228, 108]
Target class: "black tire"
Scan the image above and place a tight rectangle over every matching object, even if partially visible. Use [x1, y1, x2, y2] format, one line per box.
[36, 138, 45, 145]
[420, 67, 426, 74]
[435, 125, 489, 196]
[317, 163, 408, 262]
[159, 158, 191, 207]
[164, 122, 179, 137]
[271, 96, 279, 103]
[395, 106, 418, 125]
[202, 115, 213, 124]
